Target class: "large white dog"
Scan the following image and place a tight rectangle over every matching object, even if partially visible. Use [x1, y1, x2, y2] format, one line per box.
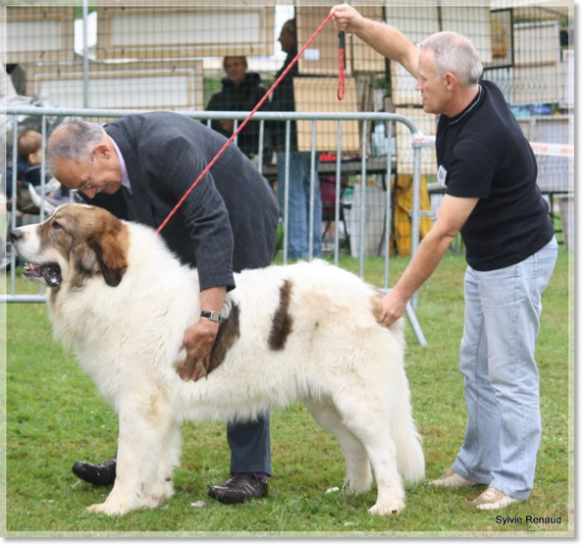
[10, 204, 424, 517]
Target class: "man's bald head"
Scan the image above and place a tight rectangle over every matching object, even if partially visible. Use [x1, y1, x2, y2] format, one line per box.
[47, 119, 105, 174]
[47, 119, 122, 197]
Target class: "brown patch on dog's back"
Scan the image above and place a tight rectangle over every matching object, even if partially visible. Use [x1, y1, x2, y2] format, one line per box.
[269, 280, 294, 350]
[369, 286, 386, 326]
[208, 304, 241, 373]
[371, 295, 384, 324]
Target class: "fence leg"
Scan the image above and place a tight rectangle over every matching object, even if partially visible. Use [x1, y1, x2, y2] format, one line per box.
[406, 301, 427, 347]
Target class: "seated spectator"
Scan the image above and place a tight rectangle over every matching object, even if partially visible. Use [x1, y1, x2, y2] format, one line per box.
[5, 129, 70, 206]
[8, 129, 43, 192]
[206, 56, 267, 159]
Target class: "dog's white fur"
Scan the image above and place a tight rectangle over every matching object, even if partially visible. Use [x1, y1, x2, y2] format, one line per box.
[12, 204, 424, 516]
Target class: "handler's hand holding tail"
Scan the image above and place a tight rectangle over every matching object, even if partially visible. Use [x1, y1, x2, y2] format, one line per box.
[330, 4, 366, 34]
[380, 289, 408, 327]
[179, 319, 220, 381]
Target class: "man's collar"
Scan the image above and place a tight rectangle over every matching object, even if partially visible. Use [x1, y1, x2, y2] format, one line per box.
[108, 134, 132, 193]
[447, 84, 483, 126]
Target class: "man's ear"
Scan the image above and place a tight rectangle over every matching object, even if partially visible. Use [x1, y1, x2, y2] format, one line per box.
[445, 72, 457, 91]
[94, 143, 110, 161]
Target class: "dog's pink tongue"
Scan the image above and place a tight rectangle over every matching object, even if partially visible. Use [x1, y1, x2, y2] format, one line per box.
[23, 264, 43, 278]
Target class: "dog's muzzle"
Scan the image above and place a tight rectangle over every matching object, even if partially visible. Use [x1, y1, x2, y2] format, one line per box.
[10, 228, 62, 287]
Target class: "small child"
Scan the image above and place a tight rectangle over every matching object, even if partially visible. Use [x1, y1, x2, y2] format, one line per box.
[16, 129, 44, 187]
[10, 129, 70, 206]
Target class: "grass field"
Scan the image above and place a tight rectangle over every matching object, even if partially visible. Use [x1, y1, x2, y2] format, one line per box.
[1, 249, 573, 537]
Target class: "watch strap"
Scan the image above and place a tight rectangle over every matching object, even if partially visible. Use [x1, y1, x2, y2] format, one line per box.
[201, 310, 222, 322]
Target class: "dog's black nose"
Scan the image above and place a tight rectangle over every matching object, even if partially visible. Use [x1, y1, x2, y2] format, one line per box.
[9, 228, 23, 243]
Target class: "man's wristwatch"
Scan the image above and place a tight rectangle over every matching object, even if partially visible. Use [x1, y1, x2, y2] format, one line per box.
[201, 310, 222, 322]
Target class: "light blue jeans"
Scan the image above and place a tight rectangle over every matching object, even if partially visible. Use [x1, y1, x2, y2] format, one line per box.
[452, 236, 558, 500]
[277, 152, 322, 260]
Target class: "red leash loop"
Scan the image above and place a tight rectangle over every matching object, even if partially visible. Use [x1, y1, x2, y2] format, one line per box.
[337, 31, 346, 101]
[157, 12, 341, 234]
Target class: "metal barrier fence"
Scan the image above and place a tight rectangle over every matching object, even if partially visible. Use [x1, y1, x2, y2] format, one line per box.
[2, 106, 434, 344]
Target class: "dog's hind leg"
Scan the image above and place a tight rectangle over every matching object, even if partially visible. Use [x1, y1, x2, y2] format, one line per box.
[303, 397, 372, 494]
[330, 391, 406, 516]
[87, 392, 173, 516]
[388, 372, 425, 485]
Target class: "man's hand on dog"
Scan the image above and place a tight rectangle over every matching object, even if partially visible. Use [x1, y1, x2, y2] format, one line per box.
[379, 289, 408, 327]
[179, 319, 220, 381]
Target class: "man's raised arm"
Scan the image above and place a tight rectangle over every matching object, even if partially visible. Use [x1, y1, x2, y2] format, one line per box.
[330, 4, 419, 78]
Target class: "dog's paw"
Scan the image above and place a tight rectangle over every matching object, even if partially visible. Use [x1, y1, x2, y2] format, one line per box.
[343, 478, 372, 495]
[87, 501, 132, 516]
[368, 499, 405, 516]
[143, 480, 174, 506]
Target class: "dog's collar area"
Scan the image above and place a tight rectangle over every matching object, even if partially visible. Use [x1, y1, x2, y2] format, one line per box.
[24, 263, 62, 287]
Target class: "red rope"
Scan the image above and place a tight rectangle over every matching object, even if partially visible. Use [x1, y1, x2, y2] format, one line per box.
[157, 12, 340, 234]
[337, 32, 346, 101]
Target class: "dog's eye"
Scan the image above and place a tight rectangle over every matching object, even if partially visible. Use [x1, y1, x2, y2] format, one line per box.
[51, 220, 62, 230]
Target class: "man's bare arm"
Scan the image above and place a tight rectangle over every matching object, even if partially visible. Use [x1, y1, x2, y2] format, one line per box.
[380, 195, 479, 325]
[331, 4, 419, 78]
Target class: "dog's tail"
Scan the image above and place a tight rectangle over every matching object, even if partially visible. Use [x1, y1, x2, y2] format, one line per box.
[391, 382, 425, 483]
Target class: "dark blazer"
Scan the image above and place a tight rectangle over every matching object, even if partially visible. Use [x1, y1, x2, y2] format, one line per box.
[85, 111, 279, 292]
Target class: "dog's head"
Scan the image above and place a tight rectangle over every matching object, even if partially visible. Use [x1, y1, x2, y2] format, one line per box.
[10, 203, 129, 289]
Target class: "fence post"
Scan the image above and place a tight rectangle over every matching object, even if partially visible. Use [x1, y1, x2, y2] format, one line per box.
[82, 0, 90, 109]
[308, 120, 317, 261]
[410, 144, 423, 310]
[383, 119, 393, 289]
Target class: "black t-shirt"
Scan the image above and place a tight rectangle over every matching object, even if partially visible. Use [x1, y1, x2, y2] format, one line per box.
[436, 80, 554, 271]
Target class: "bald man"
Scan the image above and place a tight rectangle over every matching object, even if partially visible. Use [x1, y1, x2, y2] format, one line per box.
[331, 4, 557, 510]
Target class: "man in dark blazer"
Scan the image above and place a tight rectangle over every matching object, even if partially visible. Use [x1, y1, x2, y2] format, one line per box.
[47, 112, 279, 505]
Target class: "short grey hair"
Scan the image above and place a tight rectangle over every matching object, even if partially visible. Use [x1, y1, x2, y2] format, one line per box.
[421, 31, 483, 86]
[47, 119, 105, 172]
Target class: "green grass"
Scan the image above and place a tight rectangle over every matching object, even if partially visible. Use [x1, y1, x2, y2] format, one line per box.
[2, 249, 572, 536]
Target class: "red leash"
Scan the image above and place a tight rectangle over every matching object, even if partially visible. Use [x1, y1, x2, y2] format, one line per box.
[157, 13, 344, 234]
[337, 31, 346, 101]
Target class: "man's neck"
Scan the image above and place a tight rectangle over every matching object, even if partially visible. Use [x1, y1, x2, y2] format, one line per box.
[445, 84, 480, 118]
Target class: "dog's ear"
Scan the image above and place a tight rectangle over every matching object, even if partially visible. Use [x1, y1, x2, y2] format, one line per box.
[89, 233, 128, 287]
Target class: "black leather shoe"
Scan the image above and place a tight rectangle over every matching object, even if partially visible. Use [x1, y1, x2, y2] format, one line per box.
[72, 457, 117, 486]
[208, 473, 268, 505]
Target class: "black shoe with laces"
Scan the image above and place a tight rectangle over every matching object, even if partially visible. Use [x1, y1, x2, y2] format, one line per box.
[208, 473, 268, 504]
[72, 457, 117, 486]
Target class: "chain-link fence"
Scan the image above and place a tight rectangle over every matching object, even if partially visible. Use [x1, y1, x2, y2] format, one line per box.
[2, 1, 574, 265]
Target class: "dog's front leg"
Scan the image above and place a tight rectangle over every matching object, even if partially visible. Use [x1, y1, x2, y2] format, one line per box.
[142, 420, 181, 508]
[87, 395, 171, 516]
